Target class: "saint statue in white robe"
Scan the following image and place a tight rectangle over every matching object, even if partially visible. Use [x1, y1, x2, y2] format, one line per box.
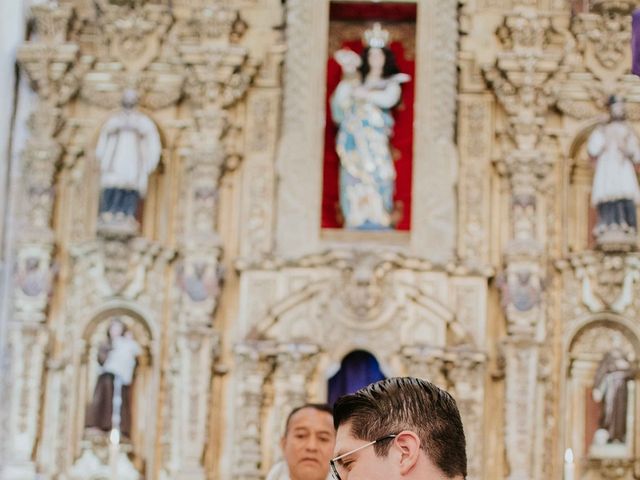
[588, 95, 640, 241]
[95, 89, 161, 226]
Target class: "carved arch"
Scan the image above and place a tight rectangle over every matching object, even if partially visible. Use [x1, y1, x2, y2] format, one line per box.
[568, 313, 640, 356]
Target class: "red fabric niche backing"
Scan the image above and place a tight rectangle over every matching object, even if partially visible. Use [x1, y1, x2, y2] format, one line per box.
[321, 39, 414, 230]
[329, 3, 418, 21]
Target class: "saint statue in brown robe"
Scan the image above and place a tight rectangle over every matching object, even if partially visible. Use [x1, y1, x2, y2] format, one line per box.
[85, 319, 141, 439]
[592, 350, 634, 444]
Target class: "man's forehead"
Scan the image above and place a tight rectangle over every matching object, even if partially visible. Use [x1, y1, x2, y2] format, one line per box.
[288, 407, 334, 431]
[333, 422, 357, 455]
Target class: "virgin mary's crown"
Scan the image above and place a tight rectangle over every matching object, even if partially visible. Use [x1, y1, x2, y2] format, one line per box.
[364, 23, 390, 48]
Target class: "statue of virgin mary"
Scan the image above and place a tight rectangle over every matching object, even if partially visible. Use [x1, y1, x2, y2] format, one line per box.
[330, 23, 410, 230]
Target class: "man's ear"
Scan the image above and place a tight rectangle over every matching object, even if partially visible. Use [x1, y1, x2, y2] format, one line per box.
[394, 431, 421, 475]
[280, 435, 286, 452]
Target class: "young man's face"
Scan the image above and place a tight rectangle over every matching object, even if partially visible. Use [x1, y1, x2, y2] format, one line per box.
[281, 407, 335, 480]
[332, 423, 396, 480]
[333, 422, 457, 480]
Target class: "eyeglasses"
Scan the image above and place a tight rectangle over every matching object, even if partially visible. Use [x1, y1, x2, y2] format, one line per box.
[329, 434, 397, 480]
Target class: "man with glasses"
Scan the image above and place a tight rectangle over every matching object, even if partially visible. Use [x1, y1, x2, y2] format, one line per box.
[267, 403, 335, 480]
[331, 377, 467, 480]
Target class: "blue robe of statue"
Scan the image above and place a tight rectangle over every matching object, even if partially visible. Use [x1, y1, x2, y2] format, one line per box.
[331, 74, 408, 230]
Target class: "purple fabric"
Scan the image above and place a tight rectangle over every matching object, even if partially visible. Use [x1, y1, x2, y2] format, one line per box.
[632, 9, 640, 76]
[328, 350, 385, 406]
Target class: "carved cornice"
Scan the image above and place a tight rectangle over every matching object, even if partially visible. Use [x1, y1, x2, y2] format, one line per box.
[180, 44, 259, 109]
[235, 248, 493, 278]
[18, 4, 93, 107]
[18, 44, 93, 107]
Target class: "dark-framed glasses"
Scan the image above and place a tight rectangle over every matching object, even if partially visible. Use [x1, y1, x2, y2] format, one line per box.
[329, 434, 397, 480]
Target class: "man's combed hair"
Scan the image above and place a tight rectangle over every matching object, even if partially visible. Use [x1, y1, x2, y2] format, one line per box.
[333, 377, 467, 478]
[284, 403, 333, 434]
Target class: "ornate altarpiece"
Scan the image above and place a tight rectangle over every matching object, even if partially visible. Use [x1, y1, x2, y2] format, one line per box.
[3, 0, 640, 480]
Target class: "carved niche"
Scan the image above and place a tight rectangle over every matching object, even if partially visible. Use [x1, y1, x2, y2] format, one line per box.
[565, 320, 640, 480]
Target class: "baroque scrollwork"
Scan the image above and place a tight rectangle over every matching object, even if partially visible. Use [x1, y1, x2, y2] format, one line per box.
[563, 252, 640, 314]
[572, 1, 634, 71]
[555, 1, 640, 120]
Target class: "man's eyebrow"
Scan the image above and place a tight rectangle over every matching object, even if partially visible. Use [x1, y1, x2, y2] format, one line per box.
[334, 449, 359, 462]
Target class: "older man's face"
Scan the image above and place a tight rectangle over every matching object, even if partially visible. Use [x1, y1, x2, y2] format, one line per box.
[281, 408, 335, 480]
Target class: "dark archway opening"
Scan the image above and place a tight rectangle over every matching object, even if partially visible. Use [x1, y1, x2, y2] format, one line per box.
[328, 350, 386, 405]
